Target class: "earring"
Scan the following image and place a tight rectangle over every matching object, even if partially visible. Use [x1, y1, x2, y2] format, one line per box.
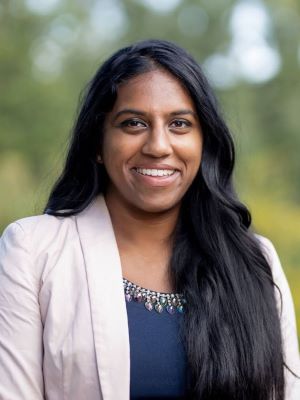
[97, 154, 102, 163]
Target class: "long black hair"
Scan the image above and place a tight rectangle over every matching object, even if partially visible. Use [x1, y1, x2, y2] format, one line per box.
[45, 39, 287, 399]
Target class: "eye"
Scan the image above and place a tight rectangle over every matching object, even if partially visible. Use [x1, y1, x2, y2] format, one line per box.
[120, 119, 147, 128]
[170, 119, 191, 129]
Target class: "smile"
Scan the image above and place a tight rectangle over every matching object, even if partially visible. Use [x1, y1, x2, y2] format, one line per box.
[134, 168, 176, 177]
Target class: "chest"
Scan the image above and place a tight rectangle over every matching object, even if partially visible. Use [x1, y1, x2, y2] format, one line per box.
[126, 299, 188, 399]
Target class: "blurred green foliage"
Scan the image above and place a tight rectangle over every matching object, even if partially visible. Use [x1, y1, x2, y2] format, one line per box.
[0, 0, 299, 336]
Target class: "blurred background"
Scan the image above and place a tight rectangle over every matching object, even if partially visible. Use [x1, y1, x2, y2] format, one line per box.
[0, 0, 299, 337]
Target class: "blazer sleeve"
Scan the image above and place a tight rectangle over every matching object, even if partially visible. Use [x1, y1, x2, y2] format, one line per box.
[259, 236, 300, 400]
[0, 222, 44, 399]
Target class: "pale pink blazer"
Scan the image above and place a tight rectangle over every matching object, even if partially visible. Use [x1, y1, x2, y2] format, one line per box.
[0, 195, 299, 399]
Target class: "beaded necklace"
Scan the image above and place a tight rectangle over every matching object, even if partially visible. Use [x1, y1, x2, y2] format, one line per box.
[123, 277, 186, 314]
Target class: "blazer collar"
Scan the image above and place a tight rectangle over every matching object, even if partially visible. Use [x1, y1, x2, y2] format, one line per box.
[75, 195, 130, 400]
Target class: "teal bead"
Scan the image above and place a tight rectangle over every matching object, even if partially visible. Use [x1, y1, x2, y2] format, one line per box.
[160, 296, 167, 306]
[177, 305, 184, 313]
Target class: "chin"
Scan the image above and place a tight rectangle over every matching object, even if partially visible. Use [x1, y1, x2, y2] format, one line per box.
[134, 197, 180, 214]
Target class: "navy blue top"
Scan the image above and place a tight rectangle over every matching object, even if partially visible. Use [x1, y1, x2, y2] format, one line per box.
[126, 297, 189, 399]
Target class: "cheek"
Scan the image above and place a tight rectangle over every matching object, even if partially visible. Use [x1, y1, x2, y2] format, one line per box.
[176, 135, 203, 172]
[102, 134, 125, 168]
[102, 133, 140, 173]
[102, 139, 120, 182]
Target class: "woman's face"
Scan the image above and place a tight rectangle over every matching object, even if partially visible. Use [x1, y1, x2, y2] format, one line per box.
[102, 69, 203, 213]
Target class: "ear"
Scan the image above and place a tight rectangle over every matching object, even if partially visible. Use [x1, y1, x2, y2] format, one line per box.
[96, 154, 103, 164]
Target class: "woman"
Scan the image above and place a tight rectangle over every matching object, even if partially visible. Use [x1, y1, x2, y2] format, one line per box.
[0, 39, 299, 400]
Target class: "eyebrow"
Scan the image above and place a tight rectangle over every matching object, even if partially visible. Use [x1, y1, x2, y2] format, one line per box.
[113, 108, 197, 120]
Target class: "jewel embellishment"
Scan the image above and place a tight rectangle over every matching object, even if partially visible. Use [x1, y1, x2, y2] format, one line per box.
[125, 293, 132, 302]
[166, 305, 176, 314]
[177, 305, 184, 313]
[123, 278, 186, 314]
[155, 303, 164, 313]
[160, 297, 167, 305]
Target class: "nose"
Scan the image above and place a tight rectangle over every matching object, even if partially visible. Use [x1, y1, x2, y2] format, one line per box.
[141, 124, 172, 158]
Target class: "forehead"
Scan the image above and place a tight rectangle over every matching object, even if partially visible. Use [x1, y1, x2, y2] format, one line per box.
[112, 69, 196, 112]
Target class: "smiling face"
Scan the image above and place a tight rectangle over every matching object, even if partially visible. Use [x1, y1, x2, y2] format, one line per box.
[101, 69, 203, 214]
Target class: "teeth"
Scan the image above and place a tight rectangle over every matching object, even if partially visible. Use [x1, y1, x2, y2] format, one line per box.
[135, 168, 175, 177]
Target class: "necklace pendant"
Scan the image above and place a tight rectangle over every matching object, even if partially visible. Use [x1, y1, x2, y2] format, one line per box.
[166, 305, 176, 315]
[134, 291, 143, 302]
[155, 303, 164, 313]
[177, 305, 184, 313]
[145, 301, 153, 311]
[125, 293, 132, 302]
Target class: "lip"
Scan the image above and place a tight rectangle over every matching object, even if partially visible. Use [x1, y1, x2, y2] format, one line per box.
[132, 164, 179, 170]
[131, 168, 180, 187]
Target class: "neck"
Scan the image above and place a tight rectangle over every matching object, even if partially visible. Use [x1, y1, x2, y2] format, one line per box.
[104, 192, 180, 248]
[104, 190, 180, 292]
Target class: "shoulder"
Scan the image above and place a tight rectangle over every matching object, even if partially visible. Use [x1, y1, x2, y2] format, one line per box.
[255, 233, 298, 324]
[2, 212, 73, 233]
[254, 233, 277, 259]
[1, 195, 106, 246]
[1, 213, 76, 248]
[254, 234, 295, 317]
[0, 213, 82, 288]
[256, 235, 300, 380]
[1, 214, 78, 274]
[254, 234, 283, 281]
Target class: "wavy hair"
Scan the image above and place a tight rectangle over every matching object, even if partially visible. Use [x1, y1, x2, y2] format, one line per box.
[45, 39, 287, 399]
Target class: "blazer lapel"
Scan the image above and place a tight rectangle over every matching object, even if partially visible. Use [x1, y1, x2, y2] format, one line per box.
[76, 195, 130, 400]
